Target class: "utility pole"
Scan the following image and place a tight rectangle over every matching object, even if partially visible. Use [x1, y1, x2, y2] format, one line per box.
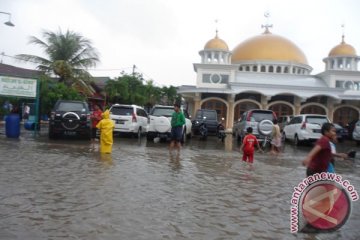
[132, 64, 136, 76]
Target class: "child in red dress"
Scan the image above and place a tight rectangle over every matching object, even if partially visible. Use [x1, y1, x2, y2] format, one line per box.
[240, 127, 262, 167]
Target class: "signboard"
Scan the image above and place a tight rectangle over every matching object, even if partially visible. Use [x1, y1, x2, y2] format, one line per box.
[0, 76, 37, 98]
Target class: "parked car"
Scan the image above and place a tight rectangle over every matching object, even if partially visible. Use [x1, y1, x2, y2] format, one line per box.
[352, 120, 360, 145]
[109, 104, 148, 138]
[233, 109, 277, 142]
[192, 109, 219, 135]
[333, 123, 348, 142]
[146, 105, 192, 142]
[48, 100, 92, 139]
[278, 115, 293, 132]
[283, 114, 330, 145]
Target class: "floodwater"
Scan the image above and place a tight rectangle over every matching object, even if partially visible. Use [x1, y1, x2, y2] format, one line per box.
[0, 129, 359, 240]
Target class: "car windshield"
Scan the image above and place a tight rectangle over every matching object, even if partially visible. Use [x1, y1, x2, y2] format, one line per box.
[250, 111, 274, 122]
[152, 108, 173, 117]
[306, 116, 328, 125]
[111, 107, 132, 116]
[57, 102, 86, 112]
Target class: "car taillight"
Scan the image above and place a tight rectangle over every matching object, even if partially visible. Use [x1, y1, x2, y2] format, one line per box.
[301, 122, 306, 129]
[50, 111, 55, 120]
[246, 112, 252, 121]
[132, 113, 137, 123]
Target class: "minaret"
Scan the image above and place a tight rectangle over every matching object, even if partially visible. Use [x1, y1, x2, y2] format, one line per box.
[323, 25, 359, 71]
[199, 21, 231, 64]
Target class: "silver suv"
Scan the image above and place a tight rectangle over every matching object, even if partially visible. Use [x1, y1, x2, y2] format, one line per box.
[283, 114, 330, 145]
[109, 104, 148, 138]
[233, 109, 276, 142]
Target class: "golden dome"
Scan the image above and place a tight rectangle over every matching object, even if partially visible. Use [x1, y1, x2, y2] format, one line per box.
[231, 31, 308, 65]
[329, 36, 357, 57]
[204, 32, 229, 51]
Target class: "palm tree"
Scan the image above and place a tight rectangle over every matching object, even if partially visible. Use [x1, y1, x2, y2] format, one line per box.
[17, 29, 99, 86]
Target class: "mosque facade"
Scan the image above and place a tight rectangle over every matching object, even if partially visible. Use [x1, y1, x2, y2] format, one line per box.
[178, 26, 360, 130]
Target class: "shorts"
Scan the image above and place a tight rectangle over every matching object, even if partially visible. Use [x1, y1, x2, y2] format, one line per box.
[171, 126, 183, 142]
[91, 128, 98, 139]
[242, 151, 254, 163]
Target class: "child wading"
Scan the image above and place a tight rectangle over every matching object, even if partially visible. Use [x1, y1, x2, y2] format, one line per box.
[96, 110, 115, 154]
[303, 123, 347, 176]
[240, 127, 262, 168]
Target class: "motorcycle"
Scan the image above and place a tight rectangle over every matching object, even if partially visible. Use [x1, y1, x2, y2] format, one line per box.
[217, 118, 226, 142]
[199, 116, 208, 140]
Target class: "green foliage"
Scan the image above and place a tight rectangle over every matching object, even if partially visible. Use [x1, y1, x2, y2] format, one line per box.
[16, 29, 99, 87]
[39, 76, 84, 114]
[104, 72, 181, 108]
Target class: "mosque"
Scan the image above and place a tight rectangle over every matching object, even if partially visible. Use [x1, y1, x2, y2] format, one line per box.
[178, 24, 360, 130]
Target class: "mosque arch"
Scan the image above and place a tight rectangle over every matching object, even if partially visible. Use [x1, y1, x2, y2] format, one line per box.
[267, 101, 295, 117]
[200, 97, 228, 121]
[300, 103, 327, 115]
[233, 99, 261, 121]
[333, 105, 360, 125]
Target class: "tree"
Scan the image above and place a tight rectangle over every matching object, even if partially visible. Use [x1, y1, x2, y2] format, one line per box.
[39, 75, 84, 115]
[17, 29, 99, 86]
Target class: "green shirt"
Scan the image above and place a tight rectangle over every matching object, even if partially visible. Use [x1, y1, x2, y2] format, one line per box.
[171, 111, 186, 127]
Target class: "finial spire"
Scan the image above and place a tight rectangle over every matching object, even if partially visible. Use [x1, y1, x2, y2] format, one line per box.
[341, 24, 345, 43]
[215, 19, 219, 38]
[261, 11, 273, 33]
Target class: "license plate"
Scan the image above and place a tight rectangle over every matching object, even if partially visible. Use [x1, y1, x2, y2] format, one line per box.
[64, 131, 76, 136]
[116, 120, 125, 124]
[313, 129, 321, 133]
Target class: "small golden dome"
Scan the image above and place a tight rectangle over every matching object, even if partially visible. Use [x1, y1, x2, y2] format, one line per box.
[329, 36, 357, 57]
[231, 31, 308, 65]
[204, 32, 229, 51]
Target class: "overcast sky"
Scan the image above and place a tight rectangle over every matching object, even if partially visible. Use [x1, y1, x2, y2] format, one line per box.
[1, 0, 360, 86]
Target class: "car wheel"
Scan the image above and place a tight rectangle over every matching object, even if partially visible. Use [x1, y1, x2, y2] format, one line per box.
[294, 135, 300, 146]
[135, 128, 141, 139]
[48, 129, 56, 139]
[147, 134, 154, 141]
[181, 129, 186, 144]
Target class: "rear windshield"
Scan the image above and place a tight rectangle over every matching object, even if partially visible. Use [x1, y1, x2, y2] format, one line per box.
[305, 116, 329, 125]
[111, 107, 133, 116]
[151, 108, 173, 117]
[249, 111, 274, 122]
[57, 102, 86, 112]
[196, 111, 217, 120]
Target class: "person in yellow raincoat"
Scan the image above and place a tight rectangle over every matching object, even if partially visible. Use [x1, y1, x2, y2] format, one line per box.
[96, 110, 115, 153]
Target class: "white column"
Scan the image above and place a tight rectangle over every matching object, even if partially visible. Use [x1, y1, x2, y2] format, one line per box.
[334, 59, 338, 70]
[211, 52, 215, 63]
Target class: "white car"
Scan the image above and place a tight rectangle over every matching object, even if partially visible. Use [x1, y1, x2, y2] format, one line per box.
[283, 114, 330, 145]
[146, 105, 192, 142]
[352, 120, 360, 145]
[109, 104, 148, 138]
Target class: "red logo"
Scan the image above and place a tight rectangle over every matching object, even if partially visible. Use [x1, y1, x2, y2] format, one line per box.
[301, 182, 351, 231]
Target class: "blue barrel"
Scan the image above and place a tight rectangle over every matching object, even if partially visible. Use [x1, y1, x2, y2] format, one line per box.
[5, 114, 20, 138]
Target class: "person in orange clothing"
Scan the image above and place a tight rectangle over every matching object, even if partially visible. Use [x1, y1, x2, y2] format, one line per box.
[90, 104, 103, 150]
[240, 127, 262, 168]
[96, 110, 115, 154]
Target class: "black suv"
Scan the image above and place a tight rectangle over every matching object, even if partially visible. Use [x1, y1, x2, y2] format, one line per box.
[191, 109, 219, 135]
[49, 100, 92, 139]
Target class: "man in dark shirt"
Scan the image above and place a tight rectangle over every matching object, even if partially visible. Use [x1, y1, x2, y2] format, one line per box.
[303, 123, 336, 176]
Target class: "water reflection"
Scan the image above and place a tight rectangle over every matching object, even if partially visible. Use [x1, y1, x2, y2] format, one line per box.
[0, 134, 359, 240]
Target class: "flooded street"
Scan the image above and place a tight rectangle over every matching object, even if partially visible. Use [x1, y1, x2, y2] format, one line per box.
[0, 129, 359, 239]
